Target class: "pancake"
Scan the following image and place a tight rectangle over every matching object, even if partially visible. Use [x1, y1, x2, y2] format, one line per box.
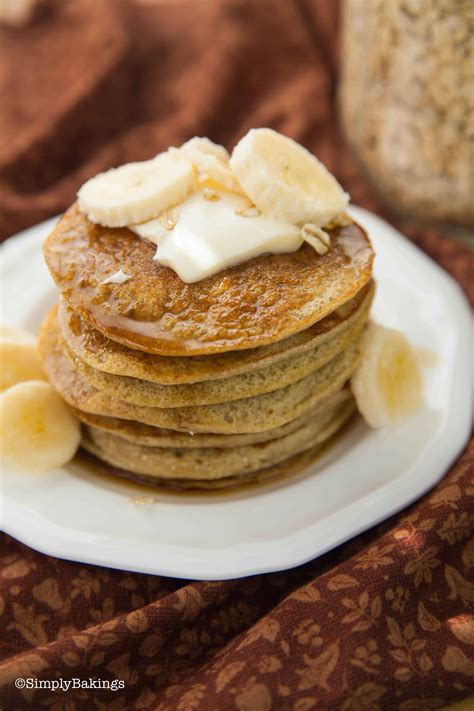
[60, 311, 366, 408]
[57, 282, 374, 384]
[85, 432, 344, 490]
[82, 399, 356, 482]
[44, 203, 374, 356]
[39, 307, 361, 434]
[72, 387, 352, 448]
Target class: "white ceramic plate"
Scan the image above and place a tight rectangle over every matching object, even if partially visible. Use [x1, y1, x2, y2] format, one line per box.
[0, 208, 472, 580]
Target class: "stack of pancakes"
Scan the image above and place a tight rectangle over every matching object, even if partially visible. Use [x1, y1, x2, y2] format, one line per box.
[39, 204, 375, 489]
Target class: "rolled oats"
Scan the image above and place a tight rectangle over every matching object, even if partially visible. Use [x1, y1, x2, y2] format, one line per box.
[339, 0, 473, 226]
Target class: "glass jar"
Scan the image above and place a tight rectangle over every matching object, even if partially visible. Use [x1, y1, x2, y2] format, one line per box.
[339, 0, 473, 227]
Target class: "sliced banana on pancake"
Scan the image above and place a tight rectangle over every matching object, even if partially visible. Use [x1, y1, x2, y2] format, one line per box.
[0, 327, 46, 391]
[180, 137, 242, 192]
[182, 136, 229, 162]
[77, 150, 195, 227]
[0, 381, 80, 473]
[351, 324, 423, 428]
[230, 128, 349, 226]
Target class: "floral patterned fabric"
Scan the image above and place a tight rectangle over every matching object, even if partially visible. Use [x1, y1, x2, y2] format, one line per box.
[0, 1, 472, 709]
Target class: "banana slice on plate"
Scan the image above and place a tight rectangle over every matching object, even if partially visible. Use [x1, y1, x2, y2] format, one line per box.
[0, 381, 81, 473]
[77, 150, 195, 227]
[0, 328, 46, 392]
[230, 128, 349, 226]
[180, 137, 242, 192]
[351, 324, 423, 428]
[0, 325, 26, 338]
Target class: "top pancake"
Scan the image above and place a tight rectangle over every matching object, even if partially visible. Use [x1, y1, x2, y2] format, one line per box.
[44, 203, 374, 356]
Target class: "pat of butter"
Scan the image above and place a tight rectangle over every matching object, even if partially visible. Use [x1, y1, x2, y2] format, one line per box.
[129, 191, 302, 283]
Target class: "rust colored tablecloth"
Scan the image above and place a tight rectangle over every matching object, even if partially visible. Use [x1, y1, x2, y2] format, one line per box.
[0, 1, 472, 709]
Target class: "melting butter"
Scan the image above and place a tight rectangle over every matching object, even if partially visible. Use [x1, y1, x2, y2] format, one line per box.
[129, 191, 302, 283]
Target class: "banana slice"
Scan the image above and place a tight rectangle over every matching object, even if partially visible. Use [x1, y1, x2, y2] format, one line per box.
[77, 150, 195, 227]
[0, 381, 81, 473]
[230, 128, 349, 226]
[0, 0, 36, 27]
[0, 328, 46, 392]
[180, 137, 242, 192]
[0, 324, 29, 338]
[182, 136, 230, 163]
[351, 324, 423, 428]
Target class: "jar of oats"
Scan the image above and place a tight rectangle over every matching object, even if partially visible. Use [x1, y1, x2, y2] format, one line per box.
[339, 0, 473, 227]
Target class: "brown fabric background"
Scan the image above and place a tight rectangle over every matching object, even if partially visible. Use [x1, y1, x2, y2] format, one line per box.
[0, 1, 473, 709]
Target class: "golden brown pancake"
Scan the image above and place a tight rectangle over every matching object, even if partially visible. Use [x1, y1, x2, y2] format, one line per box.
[83, 433, 340, 491]
[82, 400, 356, 486]
[57, 282, 374, 383]
[82, 399, 355, 481]
[74, 386, 352, 448]
[60, 312, 366, 407]
[39, 306, 361, 434]
[44, 203, 374, 356]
